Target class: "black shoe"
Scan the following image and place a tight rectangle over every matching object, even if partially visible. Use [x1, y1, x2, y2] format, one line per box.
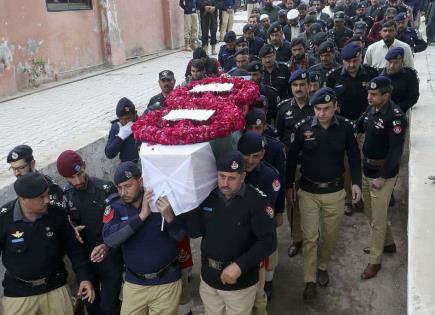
[363, 243, 397, 254]
[264, 280, 273, 299]
[303, 282, 317, 301]
[317, 269, 329, 288]
[287, 241, 302, 257]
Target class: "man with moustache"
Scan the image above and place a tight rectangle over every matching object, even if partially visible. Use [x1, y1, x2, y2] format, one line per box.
[147, 70, 176, 110]
[57, 150, 123, 315]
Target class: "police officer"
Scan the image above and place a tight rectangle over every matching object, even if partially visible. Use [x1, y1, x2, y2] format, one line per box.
[182, 150, 277, 315]
[147, 70, 176, 111]
[268, 23, 292, 63]
[356, 76, 407, 279]
[380, 47, 419, 112]
[286, 88, 362, 301]
[395, 12, 428, 53]
[0, 172, 95, 314]
[57, 150, 123, 315]
[103, 162, 185, 314]
[328, 11, 354, 49]
[351, 2, 374, 30]
[309, 71, 321, 97]
[218, 31, 237, 70]
[105, 97, 140, 163]
[227, 48, 251, 76]
[243, 23, 265, 56]
[276, 69, 314, 257]
[309, 40, 340, 86]
[247, 61, 281, 124]
[7, 144, 63, 207]
[245, 106, 279, 140]
[260, 44, 291, 102]
[325, 43, 377, 215]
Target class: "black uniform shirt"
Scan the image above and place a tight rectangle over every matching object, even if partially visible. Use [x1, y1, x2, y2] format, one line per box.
[286, 116, 362, 191]
[325, 65, 378, 120]
[356, 101, 407, 178]
[0, 201, 89, 297]
[259, 83, 280, 123]
[148, 93, 166, 108]
[274, 40, 292, 63]
[44, 175, 64, 208]
[262, 62, 291, 101]
[327, 27, 354, 49]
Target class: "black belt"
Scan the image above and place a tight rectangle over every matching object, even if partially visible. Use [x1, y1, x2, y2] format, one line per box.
[6, 271, 58, 287]
[203, 256, 231, 271]
[301, 176, 342, 189]
[363, 157, 385, 167]
[127, 257, 179, 281]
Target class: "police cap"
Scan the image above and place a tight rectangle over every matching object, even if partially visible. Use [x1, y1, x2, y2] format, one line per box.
[159, 70, 175, 81]
[318, 40, 335, 54]
[268, 23, 282, 35]
[310, 87, 337, 106]
[354, 21, 368, 30]
[245, 109, 266, 127]
[304, 15, 317, 24]
[312, 32, 328, 46]
[116, 97, 135, 118]
[14, 172, 48, 199]
[289, 69, 310, 84]
[341, 42, 362, 60]
[385, 47, 405, 60]
[309, 71, 320, 82]
[348, 34, 365, 43]
[236, 36, 247, 45]
[394, 12, 407, 21]
[334, 11, 346, 21]
[114, 161, 141, 185]
[246, 61, 263, 72]
[243, 23, 255, 33]
[56, 150, 85, 177]
[216, 150, 245, 173]
[367, 76, 392, 91]
[237, 131, 265, 155]
[259, 44, 276, 58]
[357, 2, 366, 9]
[224, 31, 237, 43]
[385, 7, 398, 17]
[7, 145, 33, 163]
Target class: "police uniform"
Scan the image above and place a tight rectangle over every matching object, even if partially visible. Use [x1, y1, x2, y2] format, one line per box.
[308, 40, 341, 87]
[286, 88, 361, 300]
[103, 162, 185, 315]
[182, 151, 277, 315]
[243, 24, 265, 56]
[7, 145, 64, 207]
[218, 31, 237, 68]
[395, 13, 427, 53]
[381, 47, 420, 113]
[356, 77, 407, 279]
[57, 150, 123, 315]
[260, 44, 291, 101]
[0, 173, 91, 315]
[328, 12, 354, 49]
[268, 24, 292, 63]
[351, 3, 374, 30]
[105, 97, 140, 163]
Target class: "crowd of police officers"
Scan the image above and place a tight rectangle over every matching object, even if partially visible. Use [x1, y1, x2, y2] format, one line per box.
[0, 0, 425, 314]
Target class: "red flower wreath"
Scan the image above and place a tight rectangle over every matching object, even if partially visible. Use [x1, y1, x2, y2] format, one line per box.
[132, 77, 260, 145]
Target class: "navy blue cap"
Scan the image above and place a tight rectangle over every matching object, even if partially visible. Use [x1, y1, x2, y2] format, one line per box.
[246, 61, 263, 72]
[318, 40, 335, 54]
[216, 150, 245, 173]
[245, 109, 266, 126]
[289, 69, 310, 84]
[312, 32, 328, 46]
[237, 131, 265, 155]
[348, 34, 365, 43]
[268, 23, 282, 35]
[357, 2, 367, 9]
[395, 12, 407, 21]
[385, 47, 405, 60]
[236, 36, 247, 45]
[252, 95, 269, 109]
[14, 172, 48, 198]
[229, 69, 250, 77]
[243, 24, 255, 33]
[309, 71, 320, 82]
[310, 87, 337, 106]
[259, 44, 275, 58]
[367, 76, 392, 90]
[116, 97, 135, 118]
[309, 23, 323, 35]
[224, 31, 237, 43]
[354, 21, 368, 30]
[334, 11, 346, 20]
[159, 70, 175, 80]
[114, 161, 141, 185]
[341, 42, 362, 60]
[7, 145, 33, 163]
[385, 7, 398, 16]
[193, 48, 207, 59]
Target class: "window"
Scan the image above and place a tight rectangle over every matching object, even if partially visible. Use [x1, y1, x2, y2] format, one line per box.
[46, 0, 92, 12]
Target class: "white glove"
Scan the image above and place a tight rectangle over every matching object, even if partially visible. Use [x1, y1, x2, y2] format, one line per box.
[117, 122, 133, 140]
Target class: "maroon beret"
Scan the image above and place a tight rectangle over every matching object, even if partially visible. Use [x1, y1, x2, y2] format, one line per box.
[57, 150, 84, 177]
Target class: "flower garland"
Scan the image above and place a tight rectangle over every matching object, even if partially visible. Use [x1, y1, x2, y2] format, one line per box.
[133, 77, 260, 145]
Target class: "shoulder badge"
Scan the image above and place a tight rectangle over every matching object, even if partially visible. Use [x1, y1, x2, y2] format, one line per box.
[102, 205, 115, 223]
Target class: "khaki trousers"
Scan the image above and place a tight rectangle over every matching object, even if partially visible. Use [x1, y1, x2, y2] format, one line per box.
[362, 175, 397, 264]
[121, 280, 182, 315]
[179, 268, 191, 305]
[2, 285, 74, 315]
[247, 3, 260, 19]
[220, 10, 234, 40]
[344, 134, 365, 204]
[200, 279, 257, 315]
[298, 189, 346, 283]
[184, 13, 199, 43]
[286, 166, 302, 242]
[253, 264, 268, 315]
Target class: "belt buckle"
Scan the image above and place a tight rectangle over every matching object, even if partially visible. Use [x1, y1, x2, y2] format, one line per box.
[318, 183, 328, 188]
[30, 278, 47, 287]
[143, 273, 158, 280]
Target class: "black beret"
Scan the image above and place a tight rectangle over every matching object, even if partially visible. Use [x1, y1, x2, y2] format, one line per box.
[245, 109, 266, 126]
[385, 47, 405, 60]
[224, 31, 237, 43]
[216, 150, 245, 173]
[341, 42, 362, 60]
[7, 145, 33, 163]
[237, 131, 265, 155]
[268, 23, 282, 35]
[354, 21, 368, 30]
[116, 97, 135, 118]
[367, 76, 392, 90]
[309, 23, 323, 35]
[289, 69, 310, 84]
[14, 172, 48, 198]
[394, 12, 407, 21]
[312, 32, 328, 46]
[246, 61, 263, 72]
[309, 71, 320, 82]
[357, 2, 367, 9]
[385, 7, 398, 17]
[259, 44, 276, 58]
[334, 11, 346, 20]
[114, 161, 141, 185]
[243, 24, 255, 33]
[310, 87, 337, 106]
[318, 40, 335, 54]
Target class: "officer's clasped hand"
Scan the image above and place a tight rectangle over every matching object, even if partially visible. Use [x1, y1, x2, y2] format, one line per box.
[117, 121, 133, 140]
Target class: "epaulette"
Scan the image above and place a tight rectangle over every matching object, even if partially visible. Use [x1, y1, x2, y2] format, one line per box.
[325, 67, 340, 78]
[294, 118, 308, 130]
[105, 193, 120, 204]
[0, 200, 15, 216]
[277, 98, 291, 108]
[110, 118, 120, 124]
[92, 177, 114, 194]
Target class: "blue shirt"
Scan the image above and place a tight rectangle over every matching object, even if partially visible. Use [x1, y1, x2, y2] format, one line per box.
[105, 121, 140, 163]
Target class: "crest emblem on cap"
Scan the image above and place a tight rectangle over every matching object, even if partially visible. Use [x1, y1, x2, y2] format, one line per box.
[74, 164, 81, 173]
[11, 152, 18, 160]
[125, 107, 130, 112]
[370, 82, 377, 89]
[231, 161, 239, 170]
[301, 72, 307, 79]
[326, 47, 331, 52]
[325, 95, 331, 102]
[125, 171, 132, 178]
[256, 119, 262, 125]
